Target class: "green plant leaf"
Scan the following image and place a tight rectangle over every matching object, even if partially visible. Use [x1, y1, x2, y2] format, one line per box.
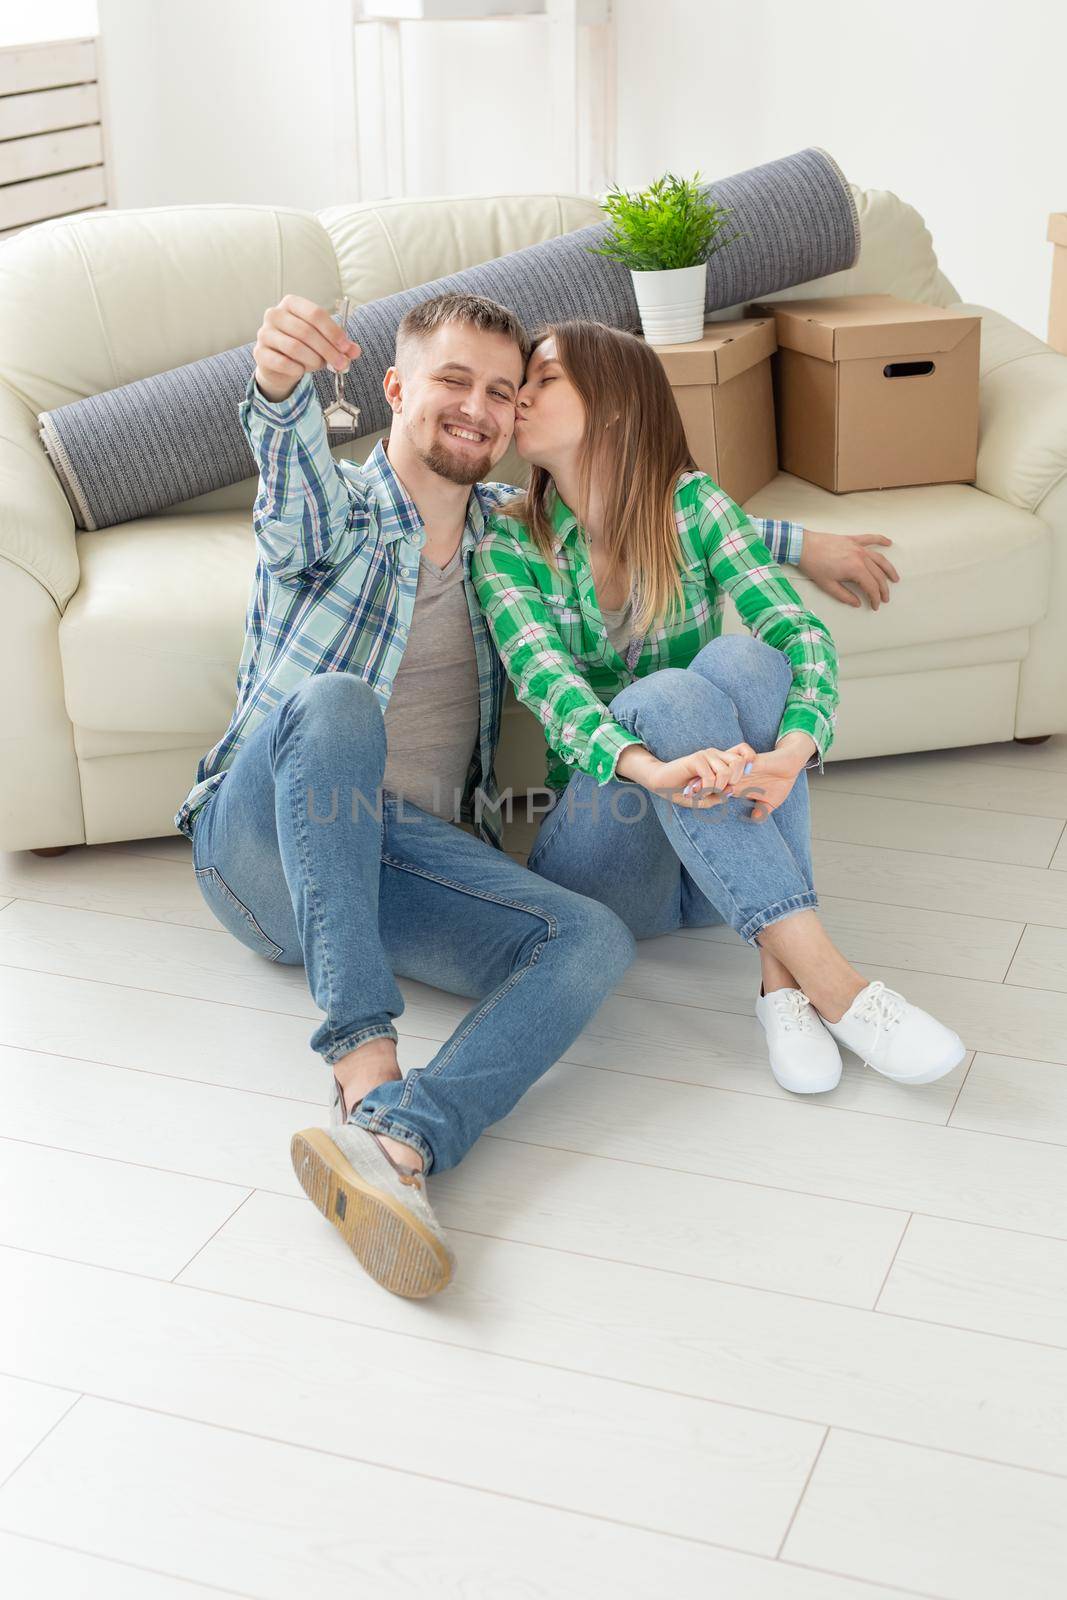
[586, 169, 743, 272]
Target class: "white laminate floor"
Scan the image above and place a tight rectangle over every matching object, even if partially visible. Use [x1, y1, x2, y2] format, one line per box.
[2, 736, 1067, 1599]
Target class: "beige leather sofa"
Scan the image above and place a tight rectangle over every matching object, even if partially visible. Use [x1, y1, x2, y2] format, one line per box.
[2, 185, 1065, 853]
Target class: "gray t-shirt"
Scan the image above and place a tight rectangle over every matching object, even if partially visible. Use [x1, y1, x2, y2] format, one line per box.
[381, 545, 480, 824]
[600, 594, 634, 657]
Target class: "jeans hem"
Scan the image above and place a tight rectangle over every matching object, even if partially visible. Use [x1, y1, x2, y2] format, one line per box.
[321, 1022, 399, 1067]
[740, 891, 818, 948]
[346, 1110, 436, 1176]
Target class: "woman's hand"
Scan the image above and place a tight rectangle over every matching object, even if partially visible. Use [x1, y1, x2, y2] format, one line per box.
[620, 742, 758, 809]
[721, 732, 816, 820]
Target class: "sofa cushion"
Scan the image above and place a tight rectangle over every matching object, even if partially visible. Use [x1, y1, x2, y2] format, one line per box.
[743, 475, 1051, 655]
[60, 511, 256, 735]
[317, 192, 605, 301]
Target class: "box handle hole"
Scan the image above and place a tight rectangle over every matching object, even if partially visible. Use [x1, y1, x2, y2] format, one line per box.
[883, 360, 935, 378]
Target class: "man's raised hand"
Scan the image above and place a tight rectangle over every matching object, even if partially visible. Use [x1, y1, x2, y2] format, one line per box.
[252, 294, 362, 404]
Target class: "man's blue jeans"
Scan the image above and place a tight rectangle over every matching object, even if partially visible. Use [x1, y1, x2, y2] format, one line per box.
[190, 673, 635, 1175]
[526, 635, 819, 945]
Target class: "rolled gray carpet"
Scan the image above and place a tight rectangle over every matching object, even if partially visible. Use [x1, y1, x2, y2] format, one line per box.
[38, 146, 859, 532]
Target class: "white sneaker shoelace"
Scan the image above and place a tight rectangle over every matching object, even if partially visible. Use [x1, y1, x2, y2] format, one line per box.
[849, 979, 906, 1053]
[768, 987, 817, 1033]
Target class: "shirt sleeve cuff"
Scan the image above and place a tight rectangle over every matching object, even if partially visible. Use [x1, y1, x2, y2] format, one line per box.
[588, 722, 646, 785]
[244, 369, 314, 426]
[776, 708, 834, 773]
[784, 520, 805, 566]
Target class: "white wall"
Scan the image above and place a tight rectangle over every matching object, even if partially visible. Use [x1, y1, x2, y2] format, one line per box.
[0, 0, 97, 48]
[26, 0, 1060, 340]
[612, 0, 1061, 339]
[95, 0, 360, 211]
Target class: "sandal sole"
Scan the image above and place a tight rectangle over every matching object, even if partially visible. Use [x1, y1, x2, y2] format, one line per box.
[290, 1127, 453, 1299]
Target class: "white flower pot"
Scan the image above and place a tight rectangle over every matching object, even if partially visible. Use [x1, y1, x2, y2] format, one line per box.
[630, 262, 707, 345]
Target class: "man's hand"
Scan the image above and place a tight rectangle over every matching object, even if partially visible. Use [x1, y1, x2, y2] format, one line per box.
[798, 527, 899, 610]
[252, 294, 362, 404]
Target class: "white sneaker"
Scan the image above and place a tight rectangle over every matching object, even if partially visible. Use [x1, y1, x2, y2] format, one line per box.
[290, 1122, 455, 1298]
[755, 985, 843, 1093]
[820, 979, 966, 1085]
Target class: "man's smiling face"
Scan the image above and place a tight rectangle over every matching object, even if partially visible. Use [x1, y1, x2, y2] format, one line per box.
[387, 322, 523, 485]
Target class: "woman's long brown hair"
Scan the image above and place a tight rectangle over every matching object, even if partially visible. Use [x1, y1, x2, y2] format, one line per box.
[507, 319, 698, 635]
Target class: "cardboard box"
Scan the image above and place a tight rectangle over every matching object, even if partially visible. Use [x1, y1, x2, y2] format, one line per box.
[745, 293, 981, 494]
[648, 318, 778, 505]
[1048, 213, 1067, 354]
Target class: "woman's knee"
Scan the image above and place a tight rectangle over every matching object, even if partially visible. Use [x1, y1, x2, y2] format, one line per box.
[609, 666, 711, 722]
[608, 667, 736, 758]
[691, 634, 790, 692]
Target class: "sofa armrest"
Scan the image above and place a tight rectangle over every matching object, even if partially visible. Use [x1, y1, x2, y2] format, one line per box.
[956, 302, 1067, 515]
[0, 388, 80, 610]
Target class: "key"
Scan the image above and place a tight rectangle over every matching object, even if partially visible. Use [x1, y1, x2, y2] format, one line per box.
[322, 294, 362, 432]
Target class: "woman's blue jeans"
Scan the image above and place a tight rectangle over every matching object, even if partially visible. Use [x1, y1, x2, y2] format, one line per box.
[190, 672, 635, 1175]
[526, 635, 819, 946]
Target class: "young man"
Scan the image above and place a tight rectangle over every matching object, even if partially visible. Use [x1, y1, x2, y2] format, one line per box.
[174, 290, 896, 1302]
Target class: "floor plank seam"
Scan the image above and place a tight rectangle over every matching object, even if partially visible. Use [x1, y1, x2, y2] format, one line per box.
[774, 1424, 829, 1560]
[871, 1213, 914, 1310]
[4, 1368, 1067, 1526]
[8, 1114, 1067, 1242]
[814, 780, 1067, 824]
[0, 1527, 258, 1599]
[0, 1392, 84, 1495]
[168, 1191, 259, 1284]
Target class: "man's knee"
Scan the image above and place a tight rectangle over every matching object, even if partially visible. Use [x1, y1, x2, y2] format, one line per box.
[286, 672, 384, 742]
[557, 894, 637, 984]
[291, 670, 378, 713]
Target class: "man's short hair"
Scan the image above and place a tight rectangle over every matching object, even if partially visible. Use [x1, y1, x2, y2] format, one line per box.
[395, 293, 531, 367]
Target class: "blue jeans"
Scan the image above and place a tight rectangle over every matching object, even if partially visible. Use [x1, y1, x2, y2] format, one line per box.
[190, 673, 635, 1175]
[526, 635, 818, 946]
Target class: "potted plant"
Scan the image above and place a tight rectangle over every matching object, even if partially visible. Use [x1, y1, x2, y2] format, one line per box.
[588, 170, 744, 345]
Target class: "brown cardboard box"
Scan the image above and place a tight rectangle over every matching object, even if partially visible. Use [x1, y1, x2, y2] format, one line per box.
[1048, 213, 1067, 354]
[745, 293, 981, 494]
[648, 318, 778, 505]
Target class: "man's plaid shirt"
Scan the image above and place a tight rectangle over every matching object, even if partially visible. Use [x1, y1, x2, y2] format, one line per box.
[471, 473, 839, 795]
[174, 372, 517, 850]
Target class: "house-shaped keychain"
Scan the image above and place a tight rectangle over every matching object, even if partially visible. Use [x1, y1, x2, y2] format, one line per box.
[323, 293, 362, 432]
[322, 397, 362, 431]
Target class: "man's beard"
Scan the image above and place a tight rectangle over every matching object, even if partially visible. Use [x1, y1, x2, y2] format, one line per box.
[417, 424, 494, 486]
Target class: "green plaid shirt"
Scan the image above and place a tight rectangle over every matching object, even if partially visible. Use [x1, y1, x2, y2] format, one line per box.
[471, 471, 839, 794]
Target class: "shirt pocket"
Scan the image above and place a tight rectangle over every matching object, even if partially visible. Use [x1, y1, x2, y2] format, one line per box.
[676, 558, 717, 641]
[539, 590, 589, 657]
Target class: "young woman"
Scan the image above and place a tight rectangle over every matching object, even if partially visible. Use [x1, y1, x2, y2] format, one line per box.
[471, 321, 965, 1093]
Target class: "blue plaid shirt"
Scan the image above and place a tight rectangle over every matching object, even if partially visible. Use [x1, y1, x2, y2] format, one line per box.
[175, 370, 805, 847]
[174, 371, 518, 850]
